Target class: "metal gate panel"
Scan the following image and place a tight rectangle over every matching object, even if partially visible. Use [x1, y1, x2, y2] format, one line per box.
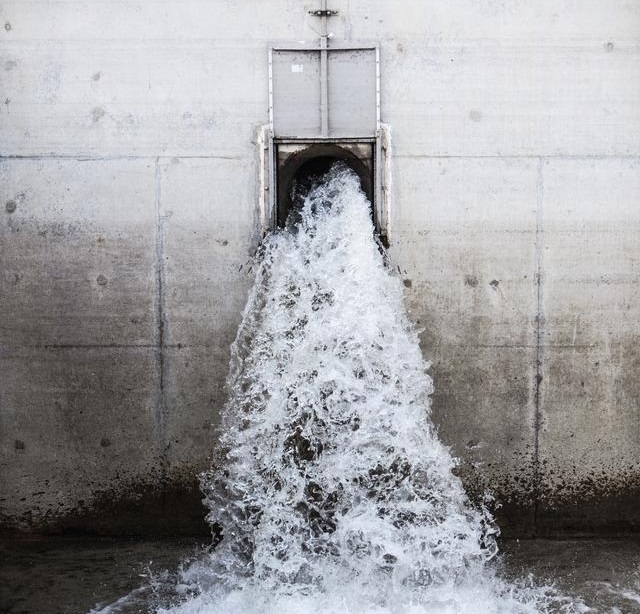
[270, 46, 378, 139]
[328, 49, 377, 137]
[271, 50, 321, 137]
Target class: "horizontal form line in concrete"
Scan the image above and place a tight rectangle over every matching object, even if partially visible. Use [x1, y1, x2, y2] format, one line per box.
[2, 154, 640, 161]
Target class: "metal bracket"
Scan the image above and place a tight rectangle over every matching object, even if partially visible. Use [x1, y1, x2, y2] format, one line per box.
[309, 9, 338, 16]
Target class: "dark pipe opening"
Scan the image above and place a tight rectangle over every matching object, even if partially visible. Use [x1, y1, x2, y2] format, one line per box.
[277, 144, 373, 227]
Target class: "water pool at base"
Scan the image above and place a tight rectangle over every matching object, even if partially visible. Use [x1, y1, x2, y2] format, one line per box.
[1, 537, 639, 614]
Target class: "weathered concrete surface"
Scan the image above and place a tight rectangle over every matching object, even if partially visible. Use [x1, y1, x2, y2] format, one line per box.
[0, 0, 639, 536]
[535, 158, 640, 533]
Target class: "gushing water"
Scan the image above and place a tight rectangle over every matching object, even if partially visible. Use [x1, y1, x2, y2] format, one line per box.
[156, 165, 584, 614]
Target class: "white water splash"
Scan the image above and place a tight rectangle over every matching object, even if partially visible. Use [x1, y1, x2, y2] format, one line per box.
[157, 165, 584, 614]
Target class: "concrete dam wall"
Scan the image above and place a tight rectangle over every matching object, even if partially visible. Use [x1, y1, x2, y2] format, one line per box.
[1, 0, 639, 536]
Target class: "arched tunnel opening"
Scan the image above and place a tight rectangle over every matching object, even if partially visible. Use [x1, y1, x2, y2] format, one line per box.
[276, 143, 374, 228]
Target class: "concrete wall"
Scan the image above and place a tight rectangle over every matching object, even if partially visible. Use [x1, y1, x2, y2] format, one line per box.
[1, 0, 638, 536]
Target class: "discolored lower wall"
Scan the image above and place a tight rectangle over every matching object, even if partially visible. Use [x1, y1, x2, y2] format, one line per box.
[0, 157, 254, 535]
[1, 0, 639, 536]
[394, 156, 640, 536]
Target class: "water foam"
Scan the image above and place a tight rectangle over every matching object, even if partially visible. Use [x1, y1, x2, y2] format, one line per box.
[157, 165, 584, 614]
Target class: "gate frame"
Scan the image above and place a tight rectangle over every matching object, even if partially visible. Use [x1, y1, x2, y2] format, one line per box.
[260, 44, 390, 243]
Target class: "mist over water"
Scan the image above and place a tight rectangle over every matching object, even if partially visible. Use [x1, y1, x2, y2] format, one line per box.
[155, 165, 584, 614]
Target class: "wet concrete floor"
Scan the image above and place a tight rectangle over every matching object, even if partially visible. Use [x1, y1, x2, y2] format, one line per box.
[1, 536, 639, 613]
